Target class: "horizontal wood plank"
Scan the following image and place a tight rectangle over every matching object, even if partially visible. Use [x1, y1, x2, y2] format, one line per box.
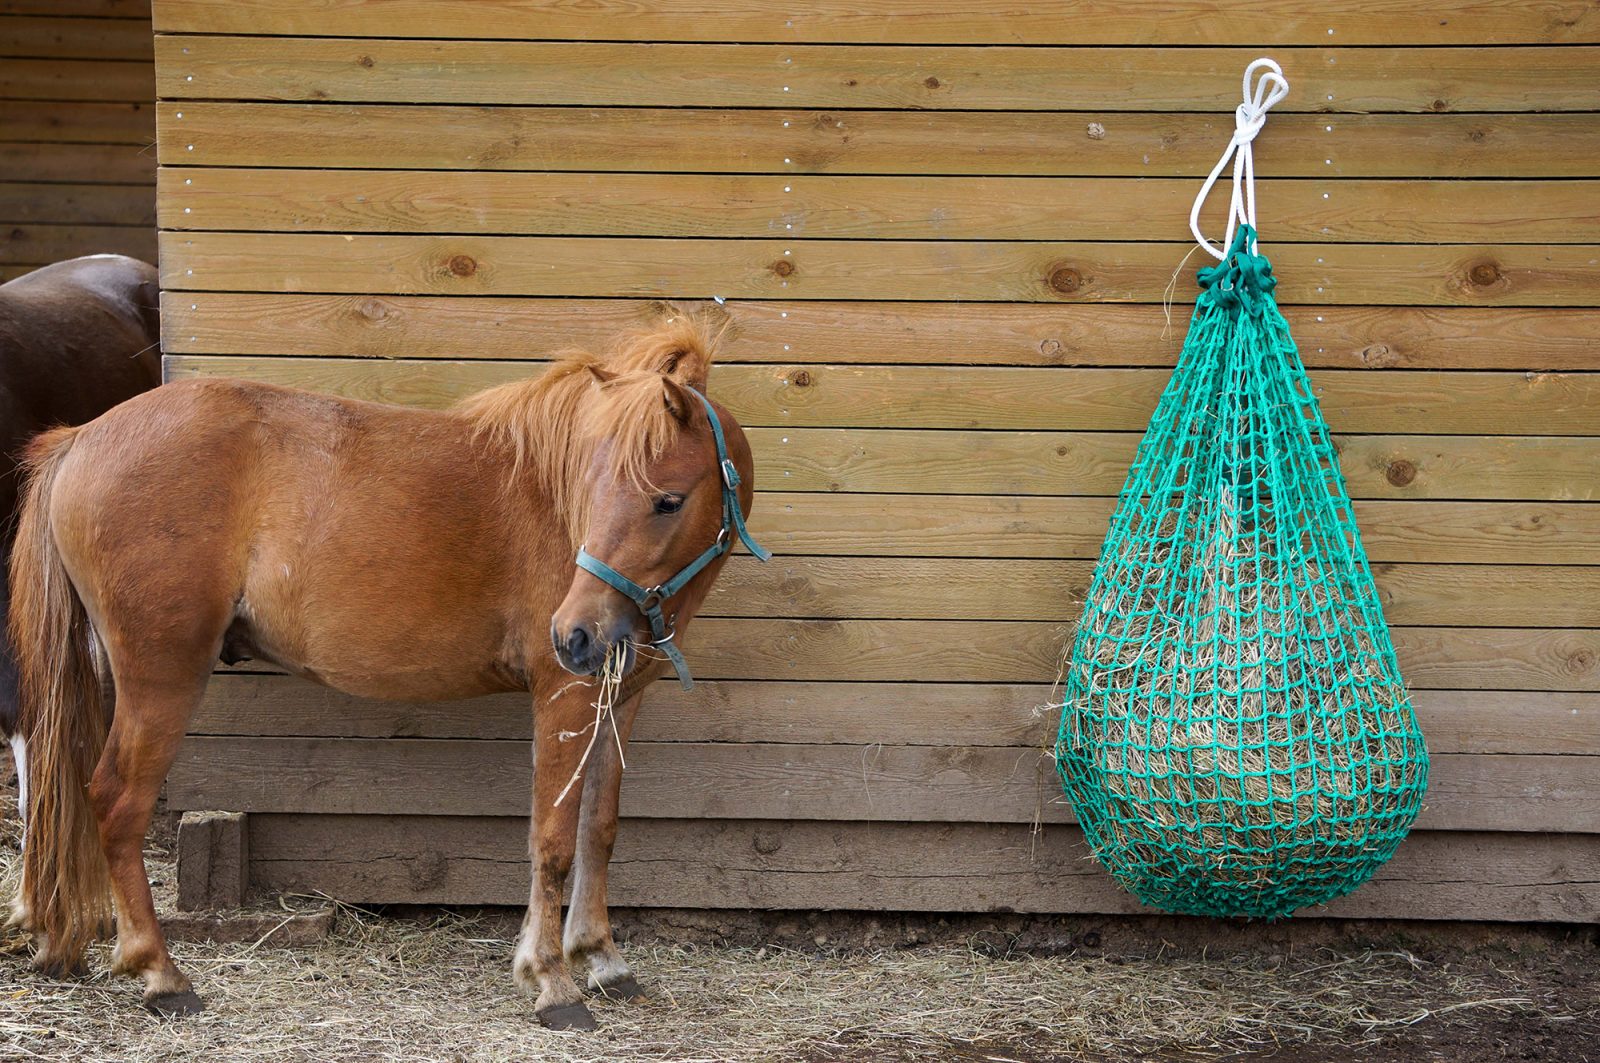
[749, 429, 1600, 499]
[0, 182, 152, 225]
[191, 675, 1600, 756]
[244, 815, 1600, 921]
[148, 0, 1600, 46]
[158, 296, 1600, 372]
[3, 1, 148, 15]
[0, 15, 155, 61]
[2, 57, 153, 102]
[156, 104, 1600, 179]
[0, 101, 153, 143]
[167, 735, 1597, 833]
[670, 619, 1600, 688]
[1, 222, 157, 263]
[161, 355, 1600, 437]
[753, 495, 1600, 566]
[153, 38, 1600, 113]
[157, 234, 1600, 305]
[2, 143, 156, 183]
[156, 169, 1600, 244]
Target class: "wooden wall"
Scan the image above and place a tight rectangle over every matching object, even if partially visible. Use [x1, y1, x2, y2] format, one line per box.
[151, 1, 1600, 922]
[1, 0, 156, 280]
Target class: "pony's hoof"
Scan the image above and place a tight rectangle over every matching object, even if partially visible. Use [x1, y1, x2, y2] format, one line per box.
[145, 989, 205, 1017]
[536, 1001, 597, 1031]
[30, 951, 86, 980]
[589, 973, 647, 1002]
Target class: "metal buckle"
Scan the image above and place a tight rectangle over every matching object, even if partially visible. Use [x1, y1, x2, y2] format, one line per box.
[639, 586, 666, 611]
[650, 614, 678, 646]
[715, 526, 730, 550]
[721, 458, 739, 489]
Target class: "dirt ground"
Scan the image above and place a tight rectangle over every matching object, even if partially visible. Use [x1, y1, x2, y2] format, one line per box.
[0, 790, 1595, 1063]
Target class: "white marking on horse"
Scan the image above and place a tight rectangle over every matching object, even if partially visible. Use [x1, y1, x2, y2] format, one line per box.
[10, 733, 27, 843]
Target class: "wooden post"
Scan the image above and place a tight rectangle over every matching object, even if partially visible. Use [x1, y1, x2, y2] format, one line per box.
[176, 811, 249, 911]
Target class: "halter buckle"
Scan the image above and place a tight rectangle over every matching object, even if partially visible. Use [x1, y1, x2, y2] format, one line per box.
[720, 458, 740, 489]
[639, 586, 666, 612]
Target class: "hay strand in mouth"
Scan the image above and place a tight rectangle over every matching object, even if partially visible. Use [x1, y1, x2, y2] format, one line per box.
[554, 643, 628, 808]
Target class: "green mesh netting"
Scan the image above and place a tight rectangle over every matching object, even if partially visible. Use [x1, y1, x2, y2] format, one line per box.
[1053, 225, 1429, 919]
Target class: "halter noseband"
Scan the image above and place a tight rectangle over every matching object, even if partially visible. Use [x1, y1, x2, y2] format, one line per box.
[574, 385, 770, 689]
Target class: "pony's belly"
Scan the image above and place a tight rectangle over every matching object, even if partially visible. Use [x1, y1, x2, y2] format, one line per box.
[229, 602, 529, 702]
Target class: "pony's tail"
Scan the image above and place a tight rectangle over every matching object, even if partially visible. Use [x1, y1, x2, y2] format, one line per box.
[13, 426, 112, 972]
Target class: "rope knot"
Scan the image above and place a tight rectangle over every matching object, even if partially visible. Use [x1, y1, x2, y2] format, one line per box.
[1189, 58, 1291, 261]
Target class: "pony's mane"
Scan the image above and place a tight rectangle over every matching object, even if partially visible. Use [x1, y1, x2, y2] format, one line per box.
[453, 315, 721, 533]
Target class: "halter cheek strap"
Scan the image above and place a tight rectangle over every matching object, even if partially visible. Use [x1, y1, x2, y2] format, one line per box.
[575, 385, 771, 689]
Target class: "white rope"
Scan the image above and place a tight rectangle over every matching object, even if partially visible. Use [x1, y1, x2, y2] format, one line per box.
[1189, 57, 1291, 260]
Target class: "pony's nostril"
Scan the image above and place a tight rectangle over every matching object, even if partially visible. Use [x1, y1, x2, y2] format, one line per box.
[566, 625, 592, 660]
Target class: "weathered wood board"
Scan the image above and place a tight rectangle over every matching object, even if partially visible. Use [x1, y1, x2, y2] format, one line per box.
[152, 0, 1600, 922]
[1, 1, 156, 276]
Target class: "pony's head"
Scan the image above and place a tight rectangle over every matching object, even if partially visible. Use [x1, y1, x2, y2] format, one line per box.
[537, 318, 756, 677]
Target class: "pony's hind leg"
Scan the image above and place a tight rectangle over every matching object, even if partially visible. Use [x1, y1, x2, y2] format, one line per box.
[563, 689, 645, 1001]
[90, 668, 212, 1015]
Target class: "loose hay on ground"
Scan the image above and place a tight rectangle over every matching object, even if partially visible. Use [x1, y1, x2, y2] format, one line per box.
[2, 793, 1593, 1063]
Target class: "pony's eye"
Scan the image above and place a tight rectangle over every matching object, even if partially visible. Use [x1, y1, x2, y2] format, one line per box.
[654, 494, 685, 515]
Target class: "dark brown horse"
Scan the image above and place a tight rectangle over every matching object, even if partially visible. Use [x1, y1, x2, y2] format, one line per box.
[0, 256, 161, 829]
[12, 317, 754, 1030]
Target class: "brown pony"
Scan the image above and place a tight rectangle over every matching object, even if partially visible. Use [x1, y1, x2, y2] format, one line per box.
[0, 255, 161, 829]
[12, 317, 754, 1030]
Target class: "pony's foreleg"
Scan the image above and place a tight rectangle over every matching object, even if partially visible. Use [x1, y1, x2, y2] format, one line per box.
[91, 675, 209, 1015]
[514, 682, 601, 1031]
[563, 689, 644, 1000]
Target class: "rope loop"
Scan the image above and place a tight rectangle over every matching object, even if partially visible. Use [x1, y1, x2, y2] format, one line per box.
[1189, 58, 1290, 261]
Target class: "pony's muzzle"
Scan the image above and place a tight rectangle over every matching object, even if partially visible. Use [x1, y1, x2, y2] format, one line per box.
[551, 615, 634, 676]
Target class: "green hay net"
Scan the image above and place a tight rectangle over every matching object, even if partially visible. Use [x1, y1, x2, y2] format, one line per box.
[1052, 219, 1430, 918]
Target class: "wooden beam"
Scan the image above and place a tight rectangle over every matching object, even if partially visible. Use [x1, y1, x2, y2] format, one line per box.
[167, 736, 1598, 832]
[156, 234, 1600, 306]
[1, 143, 155, 184]
[191, 673, 1600, 756]
[153, 38, 1600, 113]
[0, 182, 153, 225]
[165, 356, 1600, 436]
[0, 101, 154, 143]
[156, 169, 1600, 245]
[153, 104, 1600, 179]
[148, 0, 1600, 46]
[240, 814, 1600, 921]
[158, 295, 1600, 372]
[1, 222, 156, 263]
[2, 57, 154, 103]
[0, 16, 155, 61]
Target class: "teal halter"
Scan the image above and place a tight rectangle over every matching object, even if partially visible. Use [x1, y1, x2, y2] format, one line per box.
[574, 386, 770, 689]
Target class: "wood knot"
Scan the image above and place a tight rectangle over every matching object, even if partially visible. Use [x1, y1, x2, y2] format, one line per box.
[1468, 128, 1487, 143]
[1054, 444, 1069, 457]
[771, 258, 795, 277]
[844, 78, 858, 87]
[1047, 266, 1082, 294]
[1468, 261, 1502, 287]
[357, 55, 374, 68]
[787, 368, 812, 387]
[752, 831, 783, 855]
[1385, 459, 1417, 487]
[924, 76, 941, 89]
[1038, 338, 1065, 361]
[1428, 98, 1449, 112]
[407, 851, 446, 890]
[447, 254, 477, 277]
[1566, 649, 1596, 676]
[357, 298, 389, 321]
[1086, 121, 1106, 140]
[1359, 343, 1399, 368]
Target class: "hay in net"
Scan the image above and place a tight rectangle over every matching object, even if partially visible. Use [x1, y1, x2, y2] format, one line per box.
[1054, 227, 1428, 919]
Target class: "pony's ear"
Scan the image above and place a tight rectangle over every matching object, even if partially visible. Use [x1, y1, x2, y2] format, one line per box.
[660, 376, 695, 425]
[659, 340, 711, 392]
[585, 363, 618, 386]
